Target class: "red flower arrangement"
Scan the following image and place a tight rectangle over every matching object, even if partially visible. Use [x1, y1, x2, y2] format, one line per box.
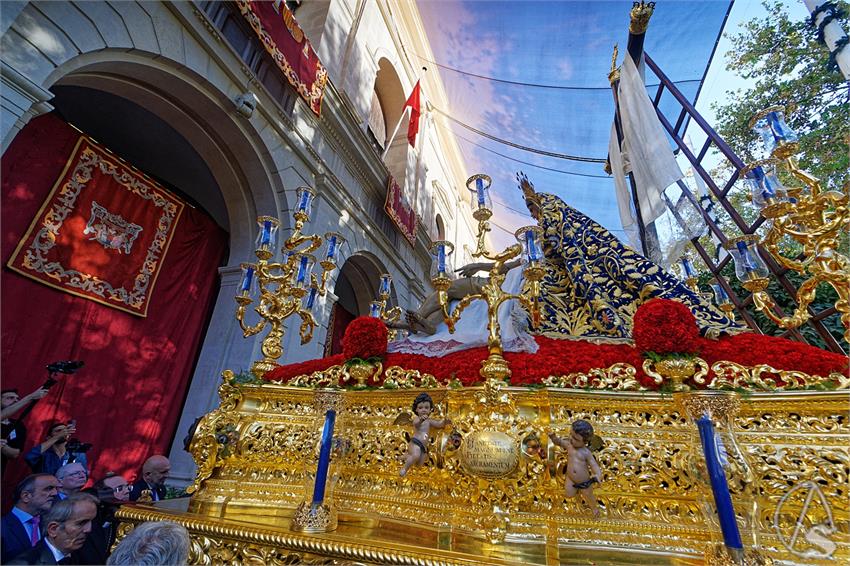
[341, 316, 388, 360]
[263, 354, 344, 383]
[633, 298, 701, 356]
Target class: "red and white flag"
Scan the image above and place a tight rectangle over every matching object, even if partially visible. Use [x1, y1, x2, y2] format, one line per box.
[404, 80, 421, 147]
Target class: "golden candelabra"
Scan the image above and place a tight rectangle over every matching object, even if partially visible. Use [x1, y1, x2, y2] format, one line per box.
[432, 174, 544, 381]
[236, 187, 346, 377]
[726, 106, 849, 341]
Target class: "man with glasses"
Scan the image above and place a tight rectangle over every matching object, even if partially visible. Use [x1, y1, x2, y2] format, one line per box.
[55, 462, 88, 500]
[1, 474, 59, 562]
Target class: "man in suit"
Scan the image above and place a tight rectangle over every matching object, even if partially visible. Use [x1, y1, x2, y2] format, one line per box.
[1, 474, 59, 562]
[128, 455, 170, 502]
[54, 463, 87, 500]
[7, 492, 98, 565]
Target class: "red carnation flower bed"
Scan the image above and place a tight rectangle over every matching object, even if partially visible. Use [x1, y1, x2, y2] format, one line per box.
[264, 316, 848, 388]
[633, 298, 701, 355]
[341, 316, 388, 360]
[264, 354, 345, 382]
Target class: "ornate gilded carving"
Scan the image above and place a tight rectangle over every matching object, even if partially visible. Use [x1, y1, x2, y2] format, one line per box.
[643, 357, 709, 390]
[291, 501, 337, 533]
[543, 362, 641, 390]
[710, 361, 849, 390]
[380, 366, 439, 389]
[629, 1, 656, 34]
[179, 380, 848, 563]
[674, 390, 741, 422]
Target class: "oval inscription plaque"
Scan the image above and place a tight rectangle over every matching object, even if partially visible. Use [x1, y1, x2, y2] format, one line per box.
[459, 430, 519, 479]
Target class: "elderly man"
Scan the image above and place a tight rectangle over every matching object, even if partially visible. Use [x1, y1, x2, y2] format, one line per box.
[1, 474, 59, 562]
[129, 455, 170, 502]
[7, 492, 97, 565]
[55, 462, 88, 500]
[76, 473, 131, 565]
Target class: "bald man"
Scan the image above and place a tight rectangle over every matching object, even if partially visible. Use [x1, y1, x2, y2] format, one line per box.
[128, 455, 170, 502]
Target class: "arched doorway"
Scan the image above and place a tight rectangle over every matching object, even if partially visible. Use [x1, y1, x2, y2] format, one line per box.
[2, 47, 292, 486]
[326, 253, 395, 355]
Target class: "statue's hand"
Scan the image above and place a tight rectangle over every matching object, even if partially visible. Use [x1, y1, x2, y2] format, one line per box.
[457, 262, 490, 278]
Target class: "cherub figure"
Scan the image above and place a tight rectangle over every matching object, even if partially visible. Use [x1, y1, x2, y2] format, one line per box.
[398, 392, 451, 477]
[548, 419, 603, 517]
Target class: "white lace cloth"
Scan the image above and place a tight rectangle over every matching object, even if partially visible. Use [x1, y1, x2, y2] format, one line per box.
[388, 267, 539, 357]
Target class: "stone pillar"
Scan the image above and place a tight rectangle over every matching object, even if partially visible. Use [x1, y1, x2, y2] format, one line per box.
[167, 264, 258, 487]
[1, 61, 54, 153]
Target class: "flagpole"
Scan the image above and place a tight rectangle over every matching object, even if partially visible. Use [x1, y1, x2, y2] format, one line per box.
[380, 68, 426, 159]
[381, 111, 407, 159]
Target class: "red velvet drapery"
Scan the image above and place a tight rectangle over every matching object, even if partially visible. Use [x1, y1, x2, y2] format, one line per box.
[1, 114, 227, 496]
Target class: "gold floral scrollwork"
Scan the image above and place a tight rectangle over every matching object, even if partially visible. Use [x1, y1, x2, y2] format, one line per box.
[674, 390, 741, 422]
[381, 365, 439, 389]
[710, 361, 849, 391]
[643, 357, 709, 390]
[282, 364, 348, 388]
[704, 543, 774, 566]
[218, 370, 243, 412]
[186, 370, 244, 494]
[313, 388, 345, 414]
[543, 362, 641, 390]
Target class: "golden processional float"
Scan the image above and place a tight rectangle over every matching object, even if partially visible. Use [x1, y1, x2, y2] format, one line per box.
[115, 5, 848, 566]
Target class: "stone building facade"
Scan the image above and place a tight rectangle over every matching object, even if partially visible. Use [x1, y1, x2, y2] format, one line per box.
[1, 0, 477, 485]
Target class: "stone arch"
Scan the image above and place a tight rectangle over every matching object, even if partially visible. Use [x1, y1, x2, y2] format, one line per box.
[435, 214, 446, 240]
[373, 57, 412, 185]
[42, 51, 286, 252]
[334, 251, 396, 316]
[327, 251, 396, 356]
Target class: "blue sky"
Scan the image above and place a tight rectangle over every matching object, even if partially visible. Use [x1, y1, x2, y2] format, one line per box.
[416, 0, 794, 250]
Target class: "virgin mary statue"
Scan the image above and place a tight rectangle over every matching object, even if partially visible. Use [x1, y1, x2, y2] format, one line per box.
[389, 174, 741, 357]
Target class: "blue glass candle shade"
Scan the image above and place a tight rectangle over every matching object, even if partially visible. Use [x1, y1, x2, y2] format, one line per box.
[293, 254, 315, 289]
[295, 186, 315, 218]
[378, 273, 392, 297]
[323, 232, 345, 263]
[752, 109, 798, 156]
[680, 256, 697, 278]
[697, 415, 744, 552]
[304, 285, 318, 311]
[726, 238, 769, 282]
[369, 301, 383, 318]
[255, 216, 280, 249]
[515, 226, 543, 264]
[744, 164, 787, 208]
[466, 174, 492, 212]
[239, 263, 257, 297]
[312, 409, 337, 504]
[711, 283, 730, 305]
[429, 241, 454, 280]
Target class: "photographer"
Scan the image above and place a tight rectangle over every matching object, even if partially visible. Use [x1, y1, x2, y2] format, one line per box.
[1, 387, 49, 476]
[24, 421, 89, 476]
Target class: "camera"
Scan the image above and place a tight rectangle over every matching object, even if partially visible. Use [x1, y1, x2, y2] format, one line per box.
[46, 360, 85, 374]
[66, 439, 93, 453]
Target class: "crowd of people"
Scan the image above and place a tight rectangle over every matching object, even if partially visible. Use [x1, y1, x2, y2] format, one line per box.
[1, 386, 190, 565]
